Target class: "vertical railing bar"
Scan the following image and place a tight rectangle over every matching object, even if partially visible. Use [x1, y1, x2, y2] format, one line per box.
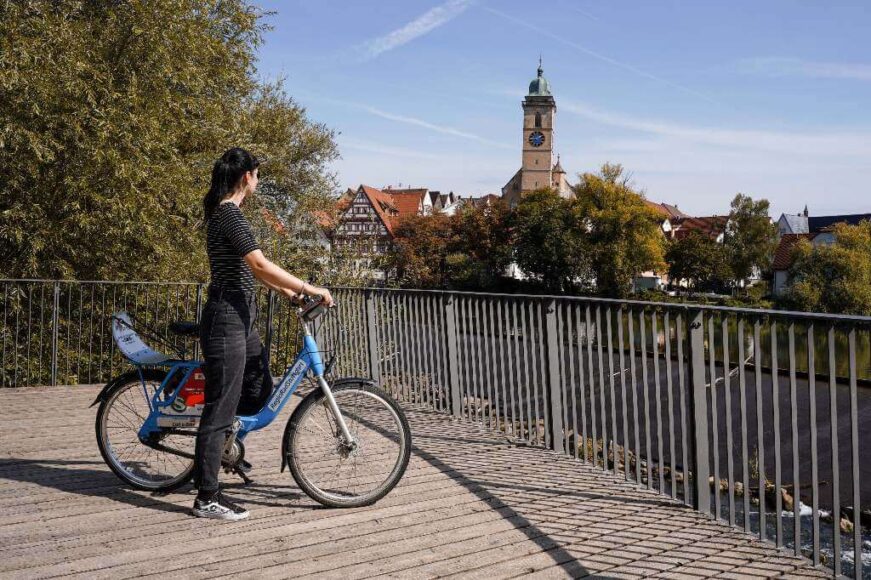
[108, 284, 115, 380]
[77, 284, 84, 385]
[629, 307, 641, 484]
[688, 308, 712, 514]
[723, 317, 735, 527]
[432, 294, 445, 410]
[494, 298, 507, 432]
[606, 307, 618, 475]
[640, 309, 652, 487]
[87, 283, 96, 384]
[411, 293, 424, 404]
[665, 311, 677, 498]
[788, 322, 801, 556]
[738, 318, 751, 530]
[461, 296, 473, 418]
[1, 283, 7, 386]
[595, 306, 608, 471]
[537, 301, 549, 447]
[677, 312, 689, 504]
[420, 294, 435, 406]
[485, 297, 498, 430]
[828, 325, 841, 577]
[654, 311, 665, 492]
[508, 299, 520, 436]
[472, 298, 485, 426]
[51, 282, 60, 387]
[26, 283, 32, 385]
[574, 303, 589, 464]
[515, 299, 529, 441]
[38, 284, 45, 385]
[99, 284, 107, 382]
[708, 316, 721, 519]
[397, 293, 409, 402]
[445, 294, 461, 417]
[567, 303, 579, 460]
[619, 307, 630, 480]
[848, 327, 861, 580]
[585, 305, 599, 468]
[771, 321, 783, 547]
[754, 320, 766, 540]
[14, 282, 20, 386]
[545, 298, 564, 454]
[555, 302, 567, 453]
[521, 299, 538, 444]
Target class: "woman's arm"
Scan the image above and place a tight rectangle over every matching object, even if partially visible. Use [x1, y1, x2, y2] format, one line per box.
[258, 275, 301, 302]
[244, 250, 334, 306]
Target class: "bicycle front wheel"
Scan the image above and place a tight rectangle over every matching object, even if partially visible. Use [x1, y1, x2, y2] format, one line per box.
[284, 381, 411, 508]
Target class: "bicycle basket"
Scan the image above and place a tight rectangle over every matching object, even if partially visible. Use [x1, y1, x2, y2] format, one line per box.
[111, 311, 172, 365]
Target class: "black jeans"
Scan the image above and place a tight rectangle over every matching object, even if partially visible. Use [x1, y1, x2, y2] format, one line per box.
[193, 288, 273, 492]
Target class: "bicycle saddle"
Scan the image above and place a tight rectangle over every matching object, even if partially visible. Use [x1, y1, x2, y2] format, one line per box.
[168, 321, 200, 336]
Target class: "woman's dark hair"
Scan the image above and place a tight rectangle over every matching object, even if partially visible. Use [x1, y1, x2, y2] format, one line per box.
[203, 147, 260, 220]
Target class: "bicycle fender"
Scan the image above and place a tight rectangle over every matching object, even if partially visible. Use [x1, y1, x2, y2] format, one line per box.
[279, 376, 377, 472]
[89, 368, 164, 407]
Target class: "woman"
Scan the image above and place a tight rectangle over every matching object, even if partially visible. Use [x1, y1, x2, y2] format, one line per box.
[193, 147, 334, 521]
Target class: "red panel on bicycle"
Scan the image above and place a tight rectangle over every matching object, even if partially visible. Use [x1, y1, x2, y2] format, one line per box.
[178, 369, 206, 406]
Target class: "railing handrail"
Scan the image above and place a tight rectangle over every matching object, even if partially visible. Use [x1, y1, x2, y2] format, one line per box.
[333, 285, 871, 326]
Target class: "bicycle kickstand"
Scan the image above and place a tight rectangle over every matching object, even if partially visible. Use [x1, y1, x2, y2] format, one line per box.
[233, 466, 254, 486]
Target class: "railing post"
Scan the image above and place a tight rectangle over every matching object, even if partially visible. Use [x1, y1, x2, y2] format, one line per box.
[364, 289, 381, 384]
[444, 293, 461, 416]
[50, 281, 60, 386]
[264, 289, 275, 370]
[687, 308, 711, 515]
[544, 298, 565, 454]
[193, 283, 204, 360]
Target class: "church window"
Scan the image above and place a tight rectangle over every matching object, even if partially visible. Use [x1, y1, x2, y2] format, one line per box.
[534, 112, 542, 128]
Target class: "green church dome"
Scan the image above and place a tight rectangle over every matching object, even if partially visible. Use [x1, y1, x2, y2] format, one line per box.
[528, 62, 551, 96]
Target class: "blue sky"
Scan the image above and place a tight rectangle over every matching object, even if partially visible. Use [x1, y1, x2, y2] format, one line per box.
[255, 1, 871, 217]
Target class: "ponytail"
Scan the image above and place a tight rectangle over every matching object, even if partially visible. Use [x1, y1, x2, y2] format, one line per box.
[203, 147, 260, 221]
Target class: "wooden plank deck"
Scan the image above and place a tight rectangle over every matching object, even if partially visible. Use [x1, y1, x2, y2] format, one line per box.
[0, 385, 827, 579]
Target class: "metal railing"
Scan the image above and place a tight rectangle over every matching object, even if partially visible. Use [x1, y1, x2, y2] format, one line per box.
[2, 280, 870, 577]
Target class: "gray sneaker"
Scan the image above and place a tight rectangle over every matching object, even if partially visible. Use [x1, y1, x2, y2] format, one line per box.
[191, 491, 249, 521]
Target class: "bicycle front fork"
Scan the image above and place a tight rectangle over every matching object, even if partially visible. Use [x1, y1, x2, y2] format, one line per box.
[316, 376, 355, 446]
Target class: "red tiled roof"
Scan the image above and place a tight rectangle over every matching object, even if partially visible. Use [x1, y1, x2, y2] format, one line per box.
[643, 199, 687, 219]
[671, 216, 728, 240]
[388, 190, 426, 217]
[358, 185, 398, 236]
[772, 233, 817, 271]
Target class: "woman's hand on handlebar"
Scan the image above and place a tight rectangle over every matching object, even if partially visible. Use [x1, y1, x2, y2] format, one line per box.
[308, 285, 334, 307]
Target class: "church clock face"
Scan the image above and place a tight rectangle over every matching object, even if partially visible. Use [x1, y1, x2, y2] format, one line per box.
[528, 131, 545, 147]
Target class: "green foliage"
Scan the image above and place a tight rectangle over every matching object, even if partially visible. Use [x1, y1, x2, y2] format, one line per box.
[382, 213, 456, 288]
[782, 221, 871, 315]
[724, 193, 778, 287]
[0, 1, 337, 282]
[447, 200, 513, 290]
[572, 164, 666, 298]
[511, 189, 588, 294]
[665, 231, 731, 292]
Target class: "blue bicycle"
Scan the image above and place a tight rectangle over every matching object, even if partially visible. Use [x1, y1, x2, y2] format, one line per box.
[93, 297, 411, 508]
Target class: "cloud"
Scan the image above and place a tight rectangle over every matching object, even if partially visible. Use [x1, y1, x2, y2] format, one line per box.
[560, 100, 871, 157]
[358, 0, 474, 61]
[482, 6, 719, 106]
[357, 104, 513, 149]
[340, 136, 444, 160]
[737, 57, 871, 81]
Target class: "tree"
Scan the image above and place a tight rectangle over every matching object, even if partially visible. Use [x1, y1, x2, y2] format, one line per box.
[782, 221, 871, 315]
[723, 194, 778, 289]
[511, 189, 587, 293]
[380, 213, 455, 288]
[0, 1, 337, 282]
[572, 163, 666, 298]
[665, 231, 732, 292]
[448, 200, 513, 290]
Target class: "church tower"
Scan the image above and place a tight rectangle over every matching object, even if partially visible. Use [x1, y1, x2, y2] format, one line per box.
[502, 61, 572, 207]
[520, 61, 555, 193]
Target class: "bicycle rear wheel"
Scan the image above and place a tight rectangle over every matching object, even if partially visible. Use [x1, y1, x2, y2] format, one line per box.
[95, 370, 195, 492]
[284, 381, 411, 508]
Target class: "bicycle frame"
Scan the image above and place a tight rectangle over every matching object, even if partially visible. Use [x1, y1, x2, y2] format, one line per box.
[122, 311, 354, 446]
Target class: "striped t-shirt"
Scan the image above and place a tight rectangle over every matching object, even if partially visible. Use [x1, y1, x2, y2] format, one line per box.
[206, 202, 259, 293]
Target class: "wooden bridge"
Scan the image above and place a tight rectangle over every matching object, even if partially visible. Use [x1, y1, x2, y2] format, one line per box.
[0, 386, 827, 579]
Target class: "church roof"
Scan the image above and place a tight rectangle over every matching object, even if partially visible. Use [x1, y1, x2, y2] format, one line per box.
[528, 62, 551, 96]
